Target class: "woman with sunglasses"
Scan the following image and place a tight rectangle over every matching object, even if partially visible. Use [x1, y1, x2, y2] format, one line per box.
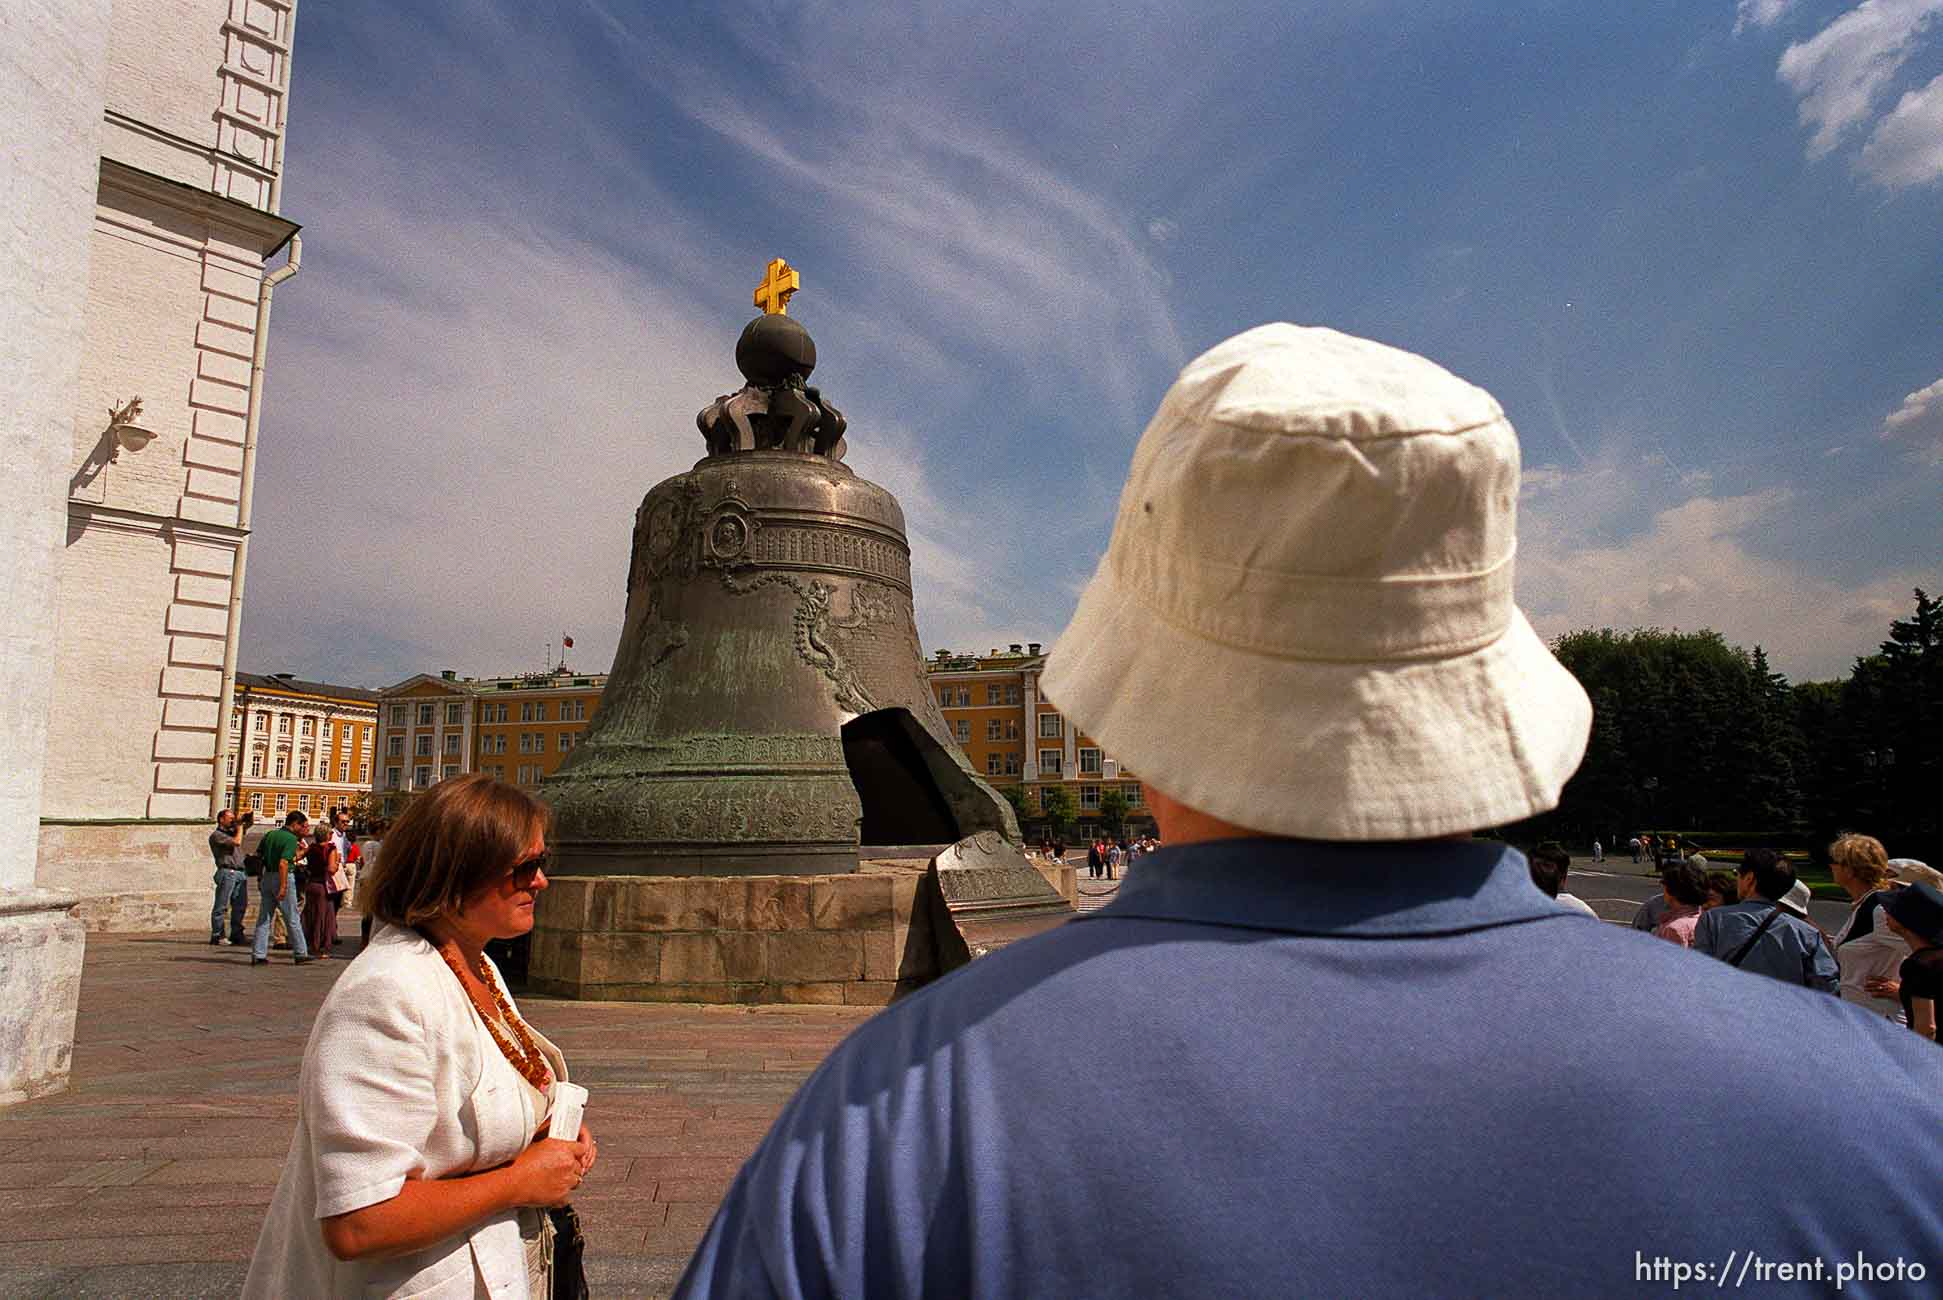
[246, 774, 595, 1299]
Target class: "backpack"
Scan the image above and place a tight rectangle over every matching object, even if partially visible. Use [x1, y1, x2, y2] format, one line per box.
[243, 849, 264, 878]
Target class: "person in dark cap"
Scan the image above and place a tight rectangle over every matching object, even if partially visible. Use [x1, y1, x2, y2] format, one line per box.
[1867, 882, 1943, 1042]
[672, 325, 1942, 1298]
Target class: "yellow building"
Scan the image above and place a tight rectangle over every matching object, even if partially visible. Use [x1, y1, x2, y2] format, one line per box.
[925, 644, 1152, 836]
[373, 667, 608, 816]
[225, 673, 378, 822]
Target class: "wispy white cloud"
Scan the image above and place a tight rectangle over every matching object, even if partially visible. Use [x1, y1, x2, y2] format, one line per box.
[247, 1, 1940, 695]
[1857, 69, 1943, 186]
[1881, 375, 1943, 462]
[1519, 468, 1926, 679]
[582, 1, 1185, 436]
[1774, 0, 1943, 161]
[245, 159, 730, 684]
[845, 424, 990, 630]
[1736, 0, 1804, 34]
[248, 1, 1197, 684]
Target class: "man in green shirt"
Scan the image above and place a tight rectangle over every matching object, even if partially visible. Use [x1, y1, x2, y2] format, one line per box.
[251, 810, 314, 965]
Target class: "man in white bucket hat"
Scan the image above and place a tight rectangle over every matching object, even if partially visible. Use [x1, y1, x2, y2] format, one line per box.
[676, 326, 1943, 1298]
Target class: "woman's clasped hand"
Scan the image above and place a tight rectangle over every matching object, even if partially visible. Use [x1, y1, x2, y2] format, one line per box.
[510, 1124, 597, 1208]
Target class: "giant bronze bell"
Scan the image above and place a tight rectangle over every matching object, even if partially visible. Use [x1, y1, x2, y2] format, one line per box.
[543, 261, 1037, 880]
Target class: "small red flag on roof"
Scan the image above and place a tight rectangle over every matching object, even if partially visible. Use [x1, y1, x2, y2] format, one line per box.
[562, 635, 574, 649]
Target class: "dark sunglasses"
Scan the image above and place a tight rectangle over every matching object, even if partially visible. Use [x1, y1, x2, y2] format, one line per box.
[507, 852, 550, 885]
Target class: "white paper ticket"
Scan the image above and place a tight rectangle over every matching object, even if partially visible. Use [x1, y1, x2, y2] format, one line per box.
[548, 1081, 588, 1141]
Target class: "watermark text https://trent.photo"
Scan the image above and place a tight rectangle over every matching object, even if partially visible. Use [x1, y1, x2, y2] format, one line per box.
[1636, 1249, 1928, 1290]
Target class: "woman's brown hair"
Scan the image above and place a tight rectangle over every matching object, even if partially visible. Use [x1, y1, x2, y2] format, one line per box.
[1828, 832, 1891, 891]
[362, 773, 550, 928]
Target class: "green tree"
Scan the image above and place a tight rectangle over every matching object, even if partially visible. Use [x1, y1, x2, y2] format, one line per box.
[1800, 588, 1941, 862]
[1039, 784, 1075, 835]
[1098, 788, 1130, 836]
[997, 785, 1029, 824]
[346, 789, 386, 827]
[1525, 627, 1802, 839]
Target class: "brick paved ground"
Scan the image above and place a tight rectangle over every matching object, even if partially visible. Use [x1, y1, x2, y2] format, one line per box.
[0, 925, 874, 1298]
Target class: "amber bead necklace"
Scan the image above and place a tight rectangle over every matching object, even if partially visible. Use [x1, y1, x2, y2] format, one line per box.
[429, 936, 553, 1092]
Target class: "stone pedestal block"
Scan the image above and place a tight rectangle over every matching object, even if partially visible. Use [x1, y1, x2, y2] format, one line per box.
[529, 861, 966, 1006]
[36, 822, 212, 931]
[0, 890, 86, 1106]
[1033, 860, 1078, 907]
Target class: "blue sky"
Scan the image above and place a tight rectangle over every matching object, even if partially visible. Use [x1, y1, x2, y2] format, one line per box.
[243, 0, 1942, 688]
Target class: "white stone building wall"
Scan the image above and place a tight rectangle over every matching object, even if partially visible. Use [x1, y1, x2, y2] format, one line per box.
[35, 0, 299, 932]
[0, 0, 116, 1105]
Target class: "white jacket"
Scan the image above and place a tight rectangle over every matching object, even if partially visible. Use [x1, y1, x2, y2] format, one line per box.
[244, 924, 568, 1299]
[1834, 893, 1911, 1024]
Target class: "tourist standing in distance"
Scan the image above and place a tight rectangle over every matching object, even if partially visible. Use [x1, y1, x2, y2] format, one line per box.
[301, 825, 339, 960]
[1867, 883, 1943, 1043]
[359, 819, 386, 948]
[252, 810, 312, 966]
[1692, 849, 1838, 991]
[244, 774, 594, 1298]
[208, 808, 249, 946]
[1650, 862, 1708, 948]
[673, 325, 1943, 1296]
[1701, 870, 1737, 911]
[1525, 842, 1596, 917]
[1628, 885, 1667, 932]
[330, 808, 354, 896]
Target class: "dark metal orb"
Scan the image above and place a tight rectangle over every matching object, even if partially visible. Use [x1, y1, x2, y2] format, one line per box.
[735, 314, 817, 385]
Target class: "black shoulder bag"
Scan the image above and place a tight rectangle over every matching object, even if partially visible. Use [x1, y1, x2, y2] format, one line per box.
[1724, 904, 1785, 968]
[549, 1204, 589, 1300]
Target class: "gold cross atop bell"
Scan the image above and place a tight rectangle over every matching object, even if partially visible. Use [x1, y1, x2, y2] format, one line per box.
[753, 257, 801, 315]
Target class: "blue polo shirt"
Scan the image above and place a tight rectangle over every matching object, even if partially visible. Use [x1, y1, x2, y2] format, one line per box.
[676, 839, 1943, 1298]
[1693, 898, 1841, 992]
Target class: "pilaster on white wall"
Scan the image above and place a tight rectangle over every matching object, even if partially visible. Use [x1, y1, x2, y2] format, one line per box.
[1062, 708, 1078, 781]
[1, 0, 113, 1107]
[213, 0, 293, 211]
[1021, 675, 1039, 782]
[149, 525, 239, 814]
[460, 697, 476, 776]
[99, 0, 292, 206]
